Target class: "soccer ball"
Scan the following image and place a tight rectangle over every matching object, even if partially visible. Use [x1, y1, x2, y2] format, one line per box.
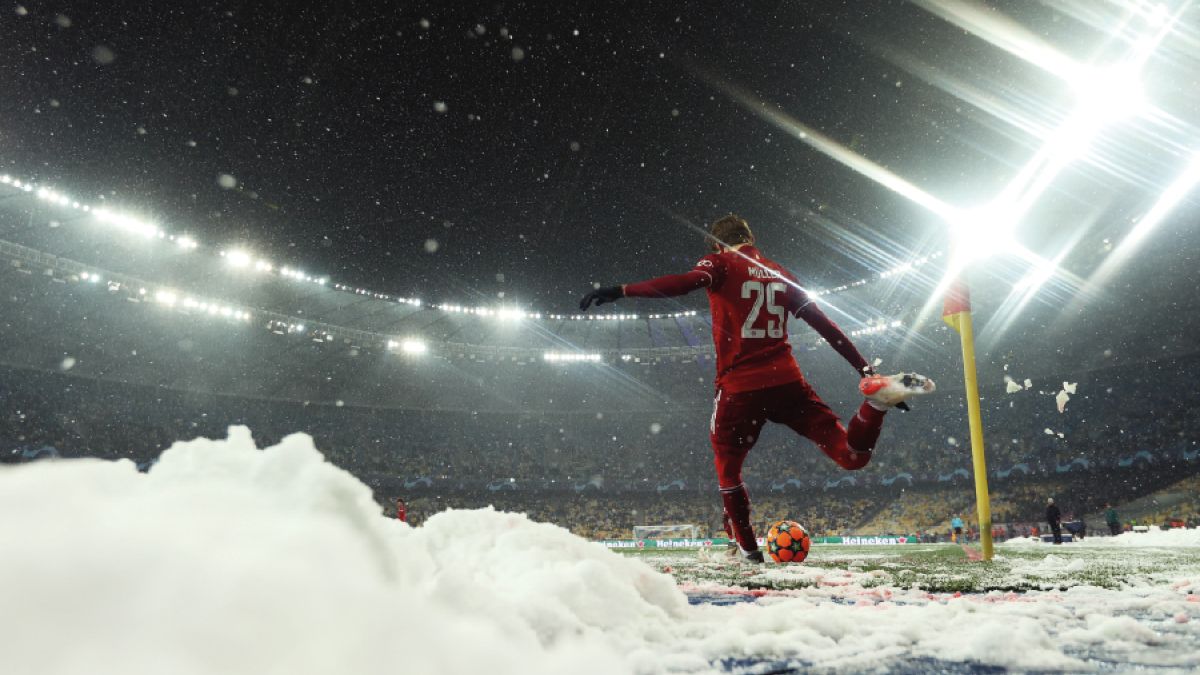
[766, 520, 811, 563]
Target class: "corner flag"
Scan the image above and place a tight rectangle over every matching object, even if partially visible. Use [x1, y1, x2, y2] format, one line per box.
[942, 278, 970, 333]
[943, 274, 993, 561]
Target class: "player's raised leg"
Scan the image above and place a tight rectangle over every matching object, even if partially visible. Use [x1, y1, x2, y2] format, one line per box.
[787, 374, 935, 469]
[771, 380, 887, 471]
[859, 372, 936, 408]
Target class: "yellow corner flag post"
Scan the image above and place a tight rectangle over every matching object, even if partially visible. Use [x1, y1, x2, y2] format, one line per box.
[943, 277, 994, 561]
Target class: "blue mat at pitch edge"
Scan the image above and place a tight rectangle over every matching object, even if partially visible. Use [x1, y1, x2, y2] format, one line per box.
[685, 592, 759, 606]
[711, 656, 1032, 675]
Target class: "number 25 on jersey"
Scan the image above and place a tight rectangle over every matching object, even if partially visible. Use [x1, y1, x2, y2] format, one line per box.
[741, 281, 786, 339]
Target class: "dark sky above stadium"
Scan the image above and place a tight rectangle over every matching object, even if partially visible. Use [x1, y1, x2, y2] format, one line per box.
[1, 0, 1197, 316]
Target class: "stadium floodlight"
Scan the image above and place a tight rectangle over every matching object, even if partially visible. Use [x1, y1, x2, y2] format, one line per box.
[400, 338, 427, 355]
[0, 175, 11, 184]
[255, 260, 273, 272]
[224, 250, 252, 268]
[543, 352, 602, 363]
[154, 290, 177, 307]
[945, 204, 1021, 270]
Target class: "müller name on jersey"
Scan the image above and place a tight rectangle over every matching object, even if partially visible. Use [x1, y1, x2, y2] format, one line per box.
[747, 266, 784, 280]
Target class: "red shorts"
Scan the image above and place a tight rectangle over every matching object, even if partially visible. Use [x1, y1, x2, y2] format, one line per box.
[709, 378, 838, 450]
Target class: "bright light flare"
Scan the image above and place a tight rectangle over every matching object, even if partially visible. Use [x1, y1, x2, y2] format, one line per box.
[1087, 150, 1200, 291]
[543, 352, 602, 363]
[1123, 151, 1200, 250]
[1069, 63, 1146, 125]
[400, 339, 427, 355]
[224, 250, 252, 268]
[946, 205, 1020, 269]
[704, 74, 957, 221]
[92, 208, 161, 239]
[154, 290, 178, 307]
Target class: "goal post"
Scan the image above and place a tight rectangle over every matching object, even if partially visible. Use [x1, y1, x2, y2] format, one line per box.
[632, 524, 700, 540]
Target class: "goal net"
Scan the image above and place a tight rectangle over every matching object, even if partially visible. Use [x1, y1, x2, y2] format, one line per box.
[632, 524, 701, 540]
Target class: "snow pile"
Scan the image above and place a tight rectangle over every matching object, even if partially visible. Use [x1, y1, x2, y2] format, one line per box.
[0, 427, 679, 675]
[1083, 527, 1200, 547]
[2, 427, 1197, 674]
[1002, 529, 1200, 548]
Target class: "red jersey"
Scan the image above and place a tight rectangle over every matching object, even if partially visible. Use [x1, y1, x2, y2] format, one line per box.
[624, 245, 868, 393]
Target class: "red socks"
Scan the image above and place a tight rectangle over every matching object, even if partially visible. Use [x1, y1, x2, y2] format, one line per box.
[720, 483, 757, 552]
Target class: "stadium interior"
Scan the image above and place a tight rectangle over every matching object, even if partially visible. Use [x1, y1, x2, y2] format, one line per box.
[3, 173, 1198, 540]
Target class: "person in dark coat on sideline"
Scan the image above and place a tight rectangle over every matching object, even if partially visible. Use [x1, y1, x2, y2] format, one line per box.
[1105, 503, 1121, 536]
[1046, 497, 1063, 544]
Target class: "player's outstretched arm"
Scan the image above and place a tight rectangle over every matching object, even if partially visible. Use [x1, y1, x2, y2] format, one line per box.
[579, 285, 624, 310]
[796, 302, 870, 374]
[579, 269, 711, 311]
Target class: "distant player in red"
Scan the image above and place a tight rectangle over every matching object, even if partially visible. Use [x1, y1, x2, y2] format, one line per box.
[396, 498, 407, 523]
[580, 215, 933, 563]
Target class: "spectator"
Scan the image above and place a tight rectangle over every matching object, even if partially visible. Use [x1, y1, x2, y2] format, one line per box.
[950, 515, 964, 543]
[1105, 503, 1121, 536]
[1046, 498, 1062, 545]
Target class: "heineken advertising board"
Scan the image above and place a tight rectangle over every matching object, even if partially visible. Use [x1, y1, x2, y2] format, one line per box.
[601, 535, 918, 549]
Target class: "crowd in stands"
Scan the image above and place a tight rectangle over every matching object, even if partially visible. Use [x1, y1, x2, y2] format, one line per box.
[3, 357, 1198, 539]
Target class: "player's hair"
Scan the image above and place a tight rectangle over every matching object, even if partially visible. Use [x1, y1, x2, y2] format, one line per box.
[707, 214, 754, 250]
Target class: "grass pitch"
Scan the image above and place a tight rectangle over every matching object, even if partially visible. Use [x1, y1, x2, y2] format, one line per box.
[619, 541, 1200, 594]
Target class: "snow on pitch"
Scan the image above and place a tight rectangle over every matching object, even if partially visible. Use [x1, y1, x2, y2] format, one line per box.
[1, 428, 1198, 674]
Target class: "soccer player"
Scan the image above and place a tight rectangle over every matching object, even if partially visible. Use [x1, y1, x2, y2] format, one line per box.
[579, 215, 934, 563]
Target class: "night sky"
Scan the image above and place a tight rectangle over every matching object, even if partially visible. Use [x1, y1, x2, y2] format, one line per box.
[2, 0, 1197, 315]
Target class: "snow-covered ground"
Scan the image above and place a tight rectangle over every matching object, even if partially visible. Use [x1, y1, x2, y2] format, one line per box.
[1, 427, 1197, 674]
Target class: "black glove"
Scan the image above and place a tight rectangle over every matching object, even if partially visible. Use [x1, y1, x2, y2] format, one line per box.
[579, 285, 623, 311]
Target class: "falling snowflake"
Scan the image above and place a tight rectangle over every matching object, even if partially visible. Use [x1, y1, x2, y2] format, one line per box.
[92, 45, 116, 65]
